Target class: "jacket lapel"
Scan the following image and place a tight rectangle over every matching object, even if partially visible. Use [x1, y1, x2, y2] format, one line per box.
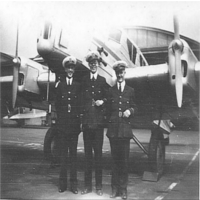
[122, 84, 129, 95]
[113, 84, 120, 95]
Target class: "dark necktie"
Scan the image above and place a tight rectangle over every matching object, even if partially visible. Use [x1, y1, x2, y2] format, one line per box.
[119, 83, 121, 93]
[92, 76, 95, 82]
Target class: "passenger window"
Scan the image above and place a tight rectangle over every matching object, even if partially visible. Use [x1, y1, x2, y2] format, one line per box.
[127, 38, 137, 64]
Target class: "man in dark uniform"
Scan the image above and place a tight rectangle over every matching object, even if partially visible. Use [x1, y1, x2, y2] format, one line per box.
[80, 50, 109, 196]
[106, 61, 137, 200]
[55, 56, 81, 194]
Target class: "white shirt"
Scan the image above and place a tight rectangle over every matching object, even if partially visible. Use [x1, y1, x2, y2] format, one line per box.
[66, 77, 73, 85]
[117, 81, 125, 92]
[90, 72, 98, 80]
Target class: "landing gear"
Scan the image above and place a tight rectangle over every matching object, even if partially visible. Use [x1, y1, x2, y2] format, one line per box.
[43, 125, 61, 166]
[148, 128, 165, 176]
[134, 127, 166, 181]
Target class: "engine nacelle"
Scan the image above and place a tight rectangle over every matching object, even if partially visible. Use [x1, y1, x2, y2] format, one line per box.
[168, 39, 198, 92]
[18, 57, 48, 95]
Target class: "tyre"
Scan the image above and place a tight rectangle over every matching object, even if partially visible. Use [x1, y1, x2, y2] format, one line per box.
[43, 126, 61, 163]
[148, 128, 165, 176]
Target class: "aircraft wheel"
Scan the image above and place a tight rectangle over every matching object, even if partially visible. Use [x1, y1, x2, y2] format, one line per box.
[43, 126, 61, 164]
[148, 128, 165, 176]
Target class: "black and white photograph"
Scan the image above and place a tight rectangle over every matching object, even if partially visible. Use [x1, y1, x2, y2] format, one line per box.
[0, 1, 199, 200]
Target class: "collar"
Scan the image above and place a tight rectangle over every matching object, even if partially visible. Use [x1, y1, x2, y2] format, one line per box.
[90, 72, 98, 80]
[66, 77, 73, 85]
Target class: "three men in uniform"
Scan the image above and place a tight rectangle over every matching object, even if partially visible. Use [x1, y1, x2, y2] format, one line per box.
[54, 52, 136, 199]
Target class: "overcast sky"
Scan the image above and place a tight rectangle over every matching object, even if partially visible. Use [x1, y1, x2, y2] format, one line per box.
[0, 1, 200, 58]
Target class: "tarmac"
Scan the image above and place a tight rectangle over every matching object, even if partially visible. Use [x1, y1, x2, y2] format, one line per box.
[1, 127, 199, 200]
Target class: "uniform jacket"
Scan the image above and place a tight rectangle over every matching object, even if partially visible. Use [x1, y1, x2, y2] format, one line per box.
[81, 73, 109, 129]
[106, 83, 136, 138]
[55, 78, 81, 133]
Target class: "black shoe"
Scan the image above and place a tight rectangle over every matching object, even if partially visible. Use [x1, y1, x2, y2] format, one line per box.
[110, 189, 119, 198]
[71, 187, 78, 194]
[121, 191, 127, 199]
[81, 188, 92, 195]
[96, 189, 103, 196]
[58, 186, 66, 193]
[58, 181, 67, 193]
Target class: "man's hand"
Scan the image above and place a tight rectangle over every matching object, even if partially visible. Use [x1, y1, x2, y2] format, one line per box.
[123, 110, 131, 118]
[95, 100, 104, 106]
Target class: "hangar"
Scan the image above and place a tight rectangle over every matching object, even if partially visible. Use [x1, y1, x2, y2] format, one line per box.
[124, 26, 200, 65]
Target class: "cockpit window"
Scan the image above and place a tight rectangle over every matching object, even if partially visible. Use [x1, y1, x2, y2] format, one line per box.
[108, 29, 122, 43]
[59, 29, 69, 48]
[127, 38, 137, 64]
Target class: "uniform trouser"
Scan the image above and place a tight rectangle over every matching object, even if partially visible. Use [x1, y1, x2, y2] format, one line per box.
[83, 127, 104, 190]
[59, 132, 79, 189]
[109, 138, 130, 192]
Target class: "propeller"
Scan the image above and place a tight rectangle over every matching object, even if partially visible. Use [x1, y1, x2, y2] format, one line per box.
[172, 15, 183, 108]
[12, 24, 20, 108]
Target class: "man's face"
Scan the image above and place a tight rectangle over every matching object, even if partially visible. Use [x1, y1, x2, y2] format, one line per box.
[64, 65, 75, 78]
[116, 70, 126, 83]
[89, 59, 99, 74]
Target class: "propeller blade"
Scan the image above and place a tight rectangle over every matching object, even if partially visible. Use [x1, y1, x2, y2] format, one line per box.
[173, 14, 183, 108]
[175, 50, 183, 108]
[12, 24, 19, 108]
[174, 15, 180, 40]
[12, 60, 19, 108]
[15, 24, 19, 57]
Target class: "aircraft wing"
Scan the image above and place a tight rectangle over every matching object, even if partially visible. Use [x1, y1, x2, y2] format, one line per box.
[125, 62, 199, 127]
[0, 52, 57, 118]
